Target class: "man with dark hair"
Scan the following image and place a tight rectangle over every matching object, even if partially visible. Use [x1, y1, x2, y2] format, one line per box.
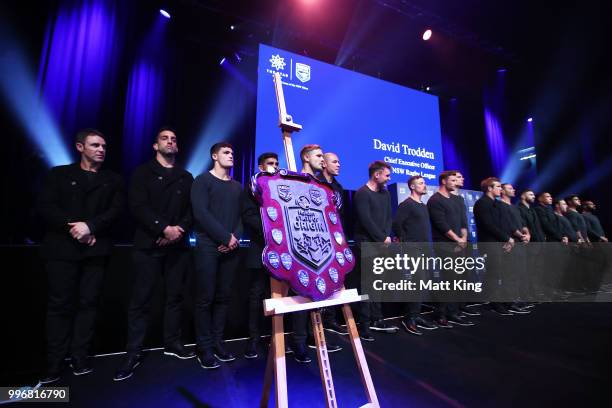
[353, 160, 397, 341]
[518, 190, 545, 243]
[564, 195, 589, 244]
[113, 127, 194, 381]
[392, 175, 438, 335]
[191, 141, 242, 369]
[534, 192, 568, 243]
[473, 177, 515, 315]
[242, 152, 281, 359]
[499, 183, 532, 314]
[38, 129, 124, 384]
[554, 199, 578, 243]
[582, 200, 608, 242]
[427, 171, 475, 326]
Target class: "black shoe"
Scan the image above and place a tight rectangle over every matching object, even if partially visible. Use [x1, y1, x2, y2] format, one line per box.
[307, 339, 343, 353]
[369, 320, 399, 333]
[244, 338, 259, 359]
[414, 316, 438, 330]
[285, 344, 294, 355]
[39, 369, 61, 384]
[508, 305, 531, 314]
[293, 344, 312, 363]
[113, 353, 143, 381]
[459, 307, 481, 316]
[359, 327, 375, 341]
[324, 322, 349, 336]
[447, 314, 476, 326]
[164, 344, 196, 359]
[71, 357, 93, 376]
[213, 344, 236, 362]
[197, 350, 220, 369]
[490, 305, 513, 316]
[435, 317, 453, 328]
[401, 319, 423, 336]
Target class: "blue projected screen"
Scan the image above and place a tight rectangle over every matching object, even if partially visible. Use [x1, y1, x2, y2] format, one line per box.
[255, 44, 444, 191]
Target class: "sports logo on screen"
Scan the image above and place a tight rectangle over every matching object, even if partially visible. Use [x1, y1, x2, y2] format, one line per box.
[269, 54, 286, 70]
[295, 63, 311, 83]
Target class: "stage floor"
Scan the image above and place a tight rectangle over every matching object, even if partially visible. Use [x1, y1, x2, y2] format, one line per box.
[6, 302, 612, 407]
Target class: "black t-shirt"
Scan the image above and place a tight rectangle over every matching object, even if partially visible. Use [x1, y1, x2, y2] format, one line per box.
[353, 184, 392, 243]
[392, 197, 431, 242]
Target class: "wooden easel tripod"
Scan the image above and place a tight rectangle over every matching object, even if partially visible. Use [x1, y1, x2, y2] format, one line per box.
[259, 72, 379, 408]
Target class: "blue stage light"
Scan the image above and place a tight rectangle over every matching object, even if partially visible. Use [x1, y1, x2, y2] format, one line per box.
[219, 57, 226, 65]
[0, 45, 71, 167]
[527, 117, 533, 122]
[159, 9, 171, 19]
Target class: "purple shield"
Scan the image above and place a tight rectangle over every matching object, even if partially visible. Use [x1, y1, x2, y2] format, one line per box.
[252, 169, 354, 300]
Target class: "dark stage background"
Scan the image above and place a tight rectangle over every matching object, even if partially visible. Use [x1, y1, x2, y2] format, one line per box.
[2, 0, 612, 381]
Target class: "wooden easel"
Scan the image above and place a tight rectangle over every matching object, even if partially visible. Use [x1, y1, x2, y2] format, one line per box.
[260, 72, 379, 408]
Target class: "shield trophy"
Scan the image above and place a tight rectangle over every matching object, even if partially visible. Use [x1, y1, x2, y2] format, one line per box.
[252, 169, 354, 301]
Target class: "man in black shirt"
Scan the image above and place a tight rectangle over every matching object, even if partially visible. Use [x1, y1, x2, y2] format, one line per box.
[518, 190, 545, 243]
[191, 142, 243, 369]
[473, 177, 515, 315]
[114, 127, 195, 381]
[38, 129, 124, 384]
[582, 200, 608, 242]
[353, 160, 397, 341]
[534, 192, 567, 243]
[564, 195, 589, 243]
[392, 175, 437, 335]
[319, 152, 349, 336]
[427, 171, 474, 327]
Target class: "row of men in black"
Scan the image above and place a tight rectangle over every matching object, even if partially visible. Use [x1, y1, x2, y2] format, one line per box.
[38, 127, 608, 383]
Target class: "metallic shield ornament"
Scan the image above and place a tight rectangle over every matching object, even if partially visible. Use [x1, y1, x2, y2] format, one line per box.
[253, 170, 354, 300]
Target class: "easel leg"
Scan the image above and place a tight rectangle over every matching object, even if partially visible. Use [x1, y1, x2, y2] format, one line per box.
[311, 310, 337, 408]
[342, 304, 380, 407]
[261, 278, 289, 408]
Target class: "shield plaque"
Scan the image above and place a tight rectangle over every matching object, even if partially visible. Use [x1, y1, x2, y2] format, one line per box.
[252, 169, 354, 300]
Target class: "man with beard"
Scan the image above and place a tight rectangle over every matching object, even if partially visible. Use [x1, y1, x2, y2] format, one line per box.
[191, 142, 242, 369]
[38, 129, 124, 383]
[427, 171, 475, 327]
[518, 189, 546, 301]
[353, 160, 398, 341]
[114, 127, 195, 381]
[582, 200, 608, 242]
[534, 192, 568, 244]
[564, 195, 589, 244]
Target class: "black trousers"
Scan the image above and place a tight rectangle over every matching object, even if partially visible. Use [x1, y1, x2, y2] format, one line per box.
[247, 267, 269, 340]
[346, 244, 383, 326]
[45, 257, 106, 368]
[125, 248, 190, 354]
[194, 244, 240, 350]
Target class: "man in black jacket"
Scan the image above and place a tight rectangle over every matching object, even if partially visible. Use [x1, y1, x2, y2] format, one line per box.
[473, 177, 515, 315]
[114, 127, 194, 381]
[518, 189, 546, 302]
[518, 190, 545, 243]
[564, 195, 589, 243]
[38, 129, 124, 384]
[582, 200, 608, 242]
[191, 142, 243, 369]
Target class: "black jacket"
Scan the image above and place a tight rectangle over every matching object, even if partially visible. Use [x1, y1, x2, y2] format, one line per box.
[534, 204, 564, 242]
[129, 159, 193, 249]
[518, 202, 545, 242]
[38, 163, 124, 260]
[473, 195, 510, 243]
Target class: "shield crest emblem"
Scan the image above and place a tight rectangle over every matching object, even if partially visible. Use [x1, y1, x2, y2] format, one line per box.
[253, 170, 354, 300]
[295, 63, 311, 83]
